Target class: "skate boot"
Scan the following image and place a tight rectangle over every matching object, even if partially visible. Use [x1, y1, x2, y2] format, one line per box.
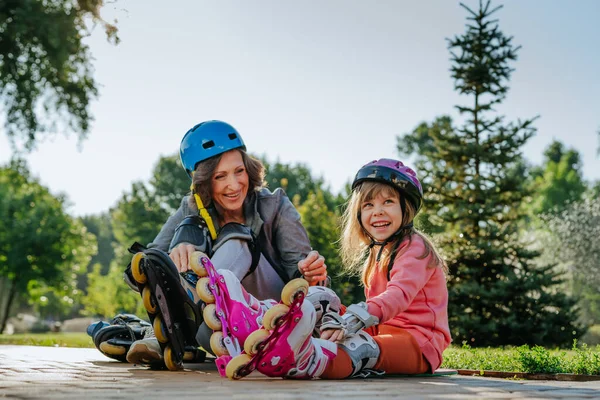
[190, 252, 276, 377]
[305, 286, 342, 336]
[87, 313, 151, 362]
[128, 247, 204, 370]
[225, 278, 338, 380]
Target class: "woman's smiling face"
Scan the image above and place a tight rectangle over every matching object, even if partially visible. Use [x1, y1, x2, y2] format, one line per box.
[211, 150, 249, 214]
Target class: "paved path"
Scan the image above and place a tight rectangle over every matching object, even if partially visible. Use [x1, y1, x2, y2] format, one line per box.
[1, 345, 600, 399]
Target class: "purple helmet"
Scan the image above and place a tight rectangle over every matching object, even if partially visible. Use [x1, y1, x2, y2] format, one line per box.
[352, 158, 424, 212]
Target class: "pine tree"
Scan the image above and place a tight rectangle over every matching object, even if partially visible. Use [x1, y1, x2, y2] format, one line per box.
[397, 0, 582, 347]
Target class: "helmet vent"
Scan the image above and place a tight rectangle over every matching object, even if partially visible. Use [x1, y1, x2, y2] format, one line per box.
[202, 140, 215, 149]
[228, 133, 238, 140]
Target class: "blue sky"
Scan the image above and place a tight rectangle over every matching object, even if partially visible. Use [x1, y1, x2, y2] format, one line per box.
[1, 0, 598, 216]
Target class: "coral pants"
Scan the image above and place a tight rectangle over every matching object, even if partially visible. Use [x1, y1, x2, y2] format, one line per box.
[320, 324, 430, 379]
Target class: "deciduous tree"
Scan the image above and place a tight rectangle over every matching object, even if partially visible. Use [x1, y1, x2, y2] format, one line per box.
[0, 0, 118, 150]
[0, 159, 94, 332]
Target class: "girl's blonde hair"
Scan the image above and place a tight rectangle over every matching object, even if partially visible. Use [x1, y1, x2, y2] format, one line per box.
[187, 149, 265, 211]
[340, 181, 447, 287]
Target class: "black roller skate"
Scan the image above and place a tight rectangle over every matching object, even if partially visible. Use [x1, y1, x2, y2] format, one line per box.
[87, 314, 151, 362]
[128, 246, 204, 371]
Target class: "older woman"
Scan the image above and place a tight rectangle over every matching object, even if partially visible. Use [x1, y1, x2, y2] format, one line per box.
[124, 120, 328, 368]
[157, 120, 326, 296]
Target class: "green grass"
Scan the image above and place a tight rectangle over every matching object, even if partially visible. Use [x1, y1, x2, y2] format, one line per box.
[441, 341, 600, 375]
[0, 332, 94, 348]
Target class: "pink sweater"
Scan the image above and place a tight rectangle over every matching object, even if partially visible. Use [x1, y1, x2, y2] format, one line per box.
[365, 235, 451, 371]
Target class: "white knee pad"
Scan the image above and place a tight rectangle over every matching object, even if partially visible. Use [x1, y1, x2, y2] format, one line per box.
[338, 331, 381, 377]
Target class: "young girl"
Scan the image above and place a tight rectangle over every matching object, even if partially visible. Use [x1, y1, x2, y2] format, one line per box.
[228, 158, 450, 379]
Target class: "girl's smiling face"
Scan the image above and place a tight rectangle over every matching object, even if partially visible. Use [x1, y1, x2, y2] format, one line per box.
[360, 189, 403, 242]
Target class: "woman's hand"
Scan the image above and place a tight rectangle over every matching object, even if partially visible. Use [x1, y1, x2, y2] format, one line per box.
[298, 250, 328, 286]
[169, 242, 198, 273]
[320, 328, 345, 342]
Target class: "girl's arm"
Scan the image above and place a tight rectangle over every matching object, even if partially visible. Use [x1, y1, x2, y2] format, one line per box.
[366, 236, 436, 323]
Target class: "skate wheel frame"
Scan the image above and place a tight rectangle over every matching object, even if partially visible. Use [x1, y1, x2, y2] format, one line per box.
[281, 278, 309, 306]
[226, 353, 252, 380]
[203, 304, 222, 331]
[131, 252, 147, 284]
[196, 277, 215, 303]
[262, 304, 290, 331]
[164, 345, 183, 371]
[243, 329, 270, 355]
[189, 252, 208, 277]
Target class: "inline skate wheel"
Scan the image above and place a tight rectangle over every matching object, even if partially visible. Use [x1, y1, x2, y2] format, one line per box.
[153, 316, 168, 343]
[189, 251, 208, 277]
[281, 278, 309, 306]
[203, 304, 222, 331]
[243, 328, 270, 355]
[98, 342, 126, 356]
[226, 353, 252, 380]
[196, 277, 215, 303]
[164, 345, 183, 371]
[262, 304, 290, 331]
[142, 286, 157, 314]
[209, 331, 229, 356]
[131, 252, 147, 284]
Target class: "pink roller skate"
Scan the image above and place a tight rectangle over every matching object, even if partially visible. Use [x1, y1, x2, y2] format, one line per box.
[225, 278, 337, 380]
[190, 252, 275, 377]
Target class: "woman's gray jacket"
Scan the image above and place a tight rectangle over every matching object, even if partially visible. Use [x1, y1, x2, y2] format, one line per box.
[148, 187, 311, 282]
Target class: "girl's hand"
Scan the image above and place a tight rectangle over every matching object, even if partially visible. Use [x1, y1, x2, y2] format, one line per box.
[298, 250, 328, 286]
[169, 242, 198, 272]
[320, 328, 345, 342]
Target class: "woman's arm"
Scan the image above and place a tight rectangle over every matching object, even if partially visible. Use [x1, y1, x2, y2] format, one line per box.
[272, 193, 326, 284]
[147, 196, 194, 271]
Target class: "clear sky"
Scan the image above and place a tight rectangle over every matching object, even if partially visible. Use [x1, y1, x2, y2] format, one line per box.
[1, 0, 599, 216]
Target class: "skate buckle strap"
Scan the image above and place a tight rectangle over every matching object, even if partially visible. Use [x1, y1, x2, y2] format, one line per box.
[346, 303, 379, 328]
[321, 302, 379, 338]
[352, 368, 386, 379]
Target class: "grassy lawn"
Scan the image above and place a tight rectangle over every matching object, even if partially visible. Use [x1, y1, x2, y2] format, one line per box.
[441, 343, 600, 375]
[0, 332, 93, 348]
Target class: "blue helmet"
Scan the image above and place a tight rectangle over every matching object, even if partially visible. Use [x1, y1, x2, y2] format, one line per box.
[179, 120, 246, 178]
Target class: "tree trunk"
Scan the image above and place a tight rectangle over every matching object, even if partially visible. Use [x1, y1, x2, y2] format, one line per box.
[0, 279, 18, 334]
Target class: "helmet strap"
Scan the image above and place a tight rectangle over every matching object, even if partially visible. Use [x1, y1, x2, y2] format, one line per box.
[190, 180, 218, 240]
[359, 196, 414, 262]
[364, 222, 414, 262]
